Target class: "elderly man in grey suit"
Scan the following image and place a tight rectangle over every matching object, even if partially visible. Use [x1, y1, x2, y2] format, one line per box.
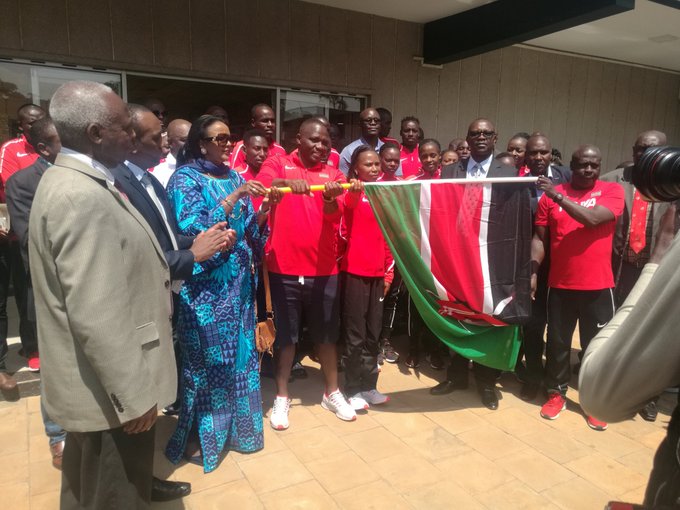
[29, 81, 201, 509]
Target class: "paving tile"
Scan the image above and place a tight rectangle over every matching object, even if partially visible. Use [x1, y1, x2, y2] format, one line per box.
[496, 450, 577, 492]
[400, 426, 472, 462]
[183, 478, 263, 510]
[424, 408, 486, 435]
[403, 479, 486, 510]
[29, 434, 53, 464]
[570, 427, 643, 459]
[610, 416, 661, 440]
[616, 448, 656, 477]
[0, 481, 29, 510]
[29, 459, 62, 496]
[238, 450, 312, 494]
[636, 429, 667, 451]
[434, 450, 514, 494]
[484, 406, 553, 438]
[334, 480, 411, 510]
[517, 425, 592, 464]
[341, 427, 409, 463]
[285, 404, 324, 432]
[369, 452, 444, 492]
[259, 479, 338, 510]
[29, 490, 59, 510]
[314, 410, 380, 437]
[28, 410, 47, 437]
[476, 480, 560, 510]
[171, 455, 243, 494]
[0, 410, 28, 456]
[542, 477, 612, 510]
[619, 484, 648, 506]
[564, 453, 647, 496]
[0, 451, 29, 485]
[371, 410, 438, 437]
[391, 388, 459, 412]
[232, 425, 288, 462]
[305, 450, 379, 494]
[26, 396, 41, 414]
[457, 424, 527, 460]
[280, 425, 349, 463]
[540, 405, 591, 434]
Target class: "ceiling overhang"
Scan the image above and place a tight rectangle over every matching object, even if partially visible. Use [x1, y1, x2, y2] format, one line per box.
[423, 0, 634, 65]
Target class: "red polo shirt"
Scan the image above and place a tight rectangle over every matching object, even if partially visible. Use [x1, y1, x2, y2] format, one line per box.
[535, 180, 624, 290]
[235, 164, 265, 211]
[377, 172, 401, 182]
[400, 145, 420, 178]
[0, 135, 39, 202]
[405, 167, 441, 181]
[229, 139, 286, 169]
[258, 153, 346, 276]
[339, 190, 394, 284]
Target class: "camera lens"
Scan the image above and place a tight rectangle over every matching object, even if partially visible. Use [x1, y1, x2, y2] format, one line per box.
[632, 146, 680, 202]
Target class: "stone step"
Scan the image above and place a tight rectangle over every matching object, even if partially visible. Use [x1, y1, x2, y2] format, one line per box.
[0, 370, 41, 402]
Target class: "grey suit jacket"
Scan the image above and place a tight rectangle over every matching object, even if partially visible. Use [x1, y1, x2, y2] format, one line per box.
[29, 153, 176, 432]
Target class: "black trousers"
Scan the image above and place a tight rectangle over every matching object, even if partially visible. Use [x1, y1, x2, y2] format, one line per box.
[61, 425, 155, 510]
[545, 287, 615, 395]
[446, 353, 501, 390]
[379, 269, 403, 341]
[520, 276, 549, 385]
[0, 239, 37, 369]
[342, 273, 383, 396]
[614, 261, 643, 308]
[644, 403, 680, 508]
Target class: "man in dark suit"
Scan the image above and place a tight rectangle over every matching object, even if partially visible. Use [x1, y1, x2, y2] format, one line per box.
[111, 104, 230, 284]
[110, 104, 233, 502]
[433, 118, 518, 410]
[517, 135, 571, 401]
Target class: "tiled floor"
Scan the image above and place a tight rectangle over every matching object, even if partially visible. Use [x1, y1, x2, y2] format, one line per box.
[0, 331, 675, 509]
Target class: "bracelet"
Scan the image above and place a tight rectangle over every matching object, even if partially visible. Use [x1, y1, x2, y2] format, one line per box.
[322, 193, 335, 203]
[552, 192, 564, 204]
[224, 197, 235, 209]
[257, 206, 270, 216]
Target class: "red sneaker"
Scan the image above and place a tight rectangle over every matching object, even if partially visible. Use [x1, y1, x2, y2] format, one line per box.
[27, 354, 40, 372]
[540, 393, 566, 420]
[587, 415, 608, 431]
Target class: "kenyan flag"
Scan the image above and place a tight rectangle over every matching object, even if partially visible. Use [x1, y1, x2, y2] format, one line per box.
[364, 179, 533, 371]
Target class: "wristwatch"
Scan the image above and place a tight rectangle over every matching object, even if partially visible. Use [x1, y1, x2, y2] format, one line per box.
[552, 192, 564, 204]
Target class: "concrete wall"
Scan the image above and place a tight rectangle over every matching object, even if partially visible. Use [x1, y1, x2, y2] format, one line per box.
[1, 0, 679, 169]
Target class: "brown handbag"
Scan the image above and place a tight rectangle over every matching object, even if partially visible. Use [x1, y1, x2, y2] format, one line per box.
[255, 261, 276, 355]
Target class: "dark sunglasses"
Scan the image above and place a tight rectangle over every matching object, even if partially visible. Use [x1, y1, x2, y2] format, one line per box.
[203, 134, 231, 146]
[468, 130, 496, 139]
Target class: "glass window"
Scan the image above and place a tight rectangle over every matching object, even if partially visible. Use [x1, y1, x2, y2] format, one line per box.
[279, 90, 364, 154]
[0, 61, 121, 141]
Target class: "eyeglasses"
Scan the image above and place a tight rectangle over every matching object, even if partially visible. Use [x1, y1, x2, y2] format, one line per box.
[203, 134, 231, 146]
[361, 118, 381, 125]
[468, 130, 496, 139]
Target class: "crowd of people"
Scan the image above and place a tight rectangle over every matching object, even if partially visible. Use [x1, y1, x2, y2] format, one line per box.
[0, 81, 676, 508]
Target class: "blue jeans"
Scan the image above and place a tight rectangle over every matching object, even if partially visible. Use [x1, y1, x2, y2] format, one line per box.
[41, 399, 66, 446]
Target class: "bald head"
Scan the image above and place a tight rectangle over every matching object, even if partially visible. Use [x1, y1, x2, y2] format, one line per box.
[633, 130, 667, 166]
[466, 118, 498, 160]
[50, 80, 133, 166]
[17, 104, 45, 135]
[359, 108, 381, 140]
[296, 119, 330, 167]
[570, 144, 602, 189]
[167, 119, 191, 157]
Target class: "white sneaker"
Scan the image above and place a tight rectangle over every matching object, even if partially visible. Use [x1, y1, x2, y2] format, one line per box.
[321, 390, 357, 421]
[270, 396, 291, 430]
[362, 389, 390, 405]
[348, 393, 370, 411]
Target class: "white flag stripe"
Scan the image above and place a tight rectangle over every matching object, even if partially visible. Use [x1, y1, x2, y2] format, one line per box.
[479, 183, 493, 314]
[365, 176, 537, 187]
[418, 182, 448, 300]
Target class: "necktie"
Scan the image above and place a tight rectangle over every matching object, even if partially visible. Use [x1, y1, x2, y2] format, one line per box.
[629, 190, 649, 253]
[474, 164, 483, 178]
[139, 172, 179, 251]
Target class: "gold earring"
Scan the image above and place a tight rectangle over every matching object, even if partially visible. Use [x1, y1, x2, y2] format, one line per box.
[201, 147, 207, 155]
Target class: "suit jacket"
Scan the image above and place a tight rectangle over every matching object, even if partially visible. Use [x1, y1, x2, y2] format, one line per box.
[111, 163, 194, 282]
[5, 156, 50, 271]
[29, 153, 176, 432]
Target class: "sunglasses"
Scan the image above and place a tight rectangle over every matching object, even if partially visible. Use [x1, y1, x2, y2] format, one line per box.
[203, 134, 231, 146]
[468, 130, 496, 139]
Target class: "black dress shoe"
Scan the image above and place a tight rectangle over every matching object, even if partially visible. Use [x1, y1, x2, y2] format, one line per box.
[638, 401, 658, 422]
[430, 379, 468, 396]
[480, 387, 499, 410]
[520, 382, 539, 402]
[151, 477, 191, 502]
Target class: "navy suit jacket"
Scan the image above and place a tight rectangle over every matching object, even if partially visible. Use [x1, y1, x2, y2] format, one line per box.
[111, 163, 195, 281]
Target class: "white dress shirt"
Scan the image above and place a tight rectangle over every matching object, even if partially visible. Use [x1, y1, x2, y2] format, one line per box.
[60, 148, 115, 184]
[151, 153, 177, 188]
[466, 154, 494, 179]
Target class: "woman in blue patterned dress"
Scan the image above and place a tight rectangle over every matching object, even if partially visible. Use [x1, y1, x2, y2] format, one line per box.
[165, 115, 280, 473]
